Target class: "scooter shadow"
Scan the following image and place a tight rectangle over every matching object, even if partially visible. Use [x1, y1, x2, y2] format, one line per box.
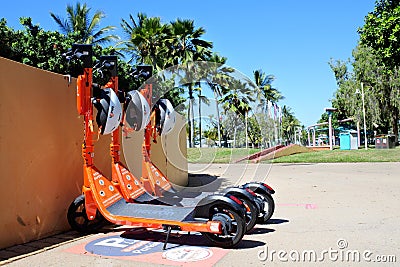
[235, 239, 266, 249]
[246, 227, 275, 235]
[170, 174, 228, 198]
[106, 227, 265, 250]
[120, 228, 208, 247]
[262, 218, 289, 225]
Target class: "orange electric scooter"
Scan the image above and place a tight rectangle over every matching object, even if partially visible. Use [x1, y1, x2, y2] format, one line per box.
[141, 89, 277, 225]
[123, 66, 276, 227]
[65, 44, 247, 248]
[96, 57, 260, 232]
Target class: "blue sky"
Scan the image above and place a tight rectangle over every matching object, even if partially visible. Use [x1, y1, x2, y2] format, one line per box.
[1, 0, 376, 126]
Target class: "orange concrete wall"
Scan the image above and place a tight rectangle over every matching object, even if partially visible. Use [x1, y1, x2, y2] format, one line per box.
[0, 57, 187, 249]
[122, 114, 188, 186]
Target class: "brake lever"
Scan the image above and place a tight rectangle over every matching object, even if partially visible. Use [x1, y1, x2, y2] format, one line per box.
[130, 69, 150, 79]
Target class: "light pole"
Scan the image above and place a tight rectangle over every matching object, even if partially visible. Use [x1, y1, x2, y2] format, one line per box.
[356, 82, 368, 150]
[325, 108, 338, 150]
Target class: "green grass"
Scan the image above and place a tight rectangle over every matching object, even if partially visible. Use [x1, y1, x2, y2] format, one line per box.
[187, 147, 260, 163]
[187, 146, 400, 163]
[269, 146, 400, 163]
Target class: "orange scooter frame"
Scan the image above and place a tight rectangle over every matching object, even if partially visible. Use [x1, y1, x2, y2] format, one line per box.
[98, 56, 169, 201]
[105, 62, 265, 234]
[66, 45, 247, 248]
[139, 82, 174, 196]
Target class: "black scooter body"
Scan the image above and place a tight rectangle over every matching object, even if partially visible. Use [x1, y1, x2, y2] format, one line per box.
[194, 193, 246, 219]
[223, 186, 261, 211]
[242, 182, 275, 195]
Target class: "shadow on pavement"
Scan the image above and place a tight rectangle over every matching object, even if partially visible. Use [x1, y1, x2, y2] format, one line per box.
[278, 163, 317, 166]
[266, 218, 289, 225]
[246, 227, 275, 235]
[0, 231, 89, 263]
[179, 173, 226, 192]
[236, 239, 266, 249]
[120, 228, 210, 247]
[118, 227, 265, 250]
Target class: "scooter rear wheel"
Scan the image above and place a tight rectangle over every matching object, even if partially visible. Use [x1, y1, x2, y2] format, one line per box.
[255, 193, 275, 223]
[202, 205, 246, 248]
[67, 195, 106, 233]
[242, 198, 258, 232]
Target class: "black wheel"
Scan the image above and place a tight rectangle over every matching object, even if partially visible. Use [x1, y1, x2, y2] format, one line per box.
[202, 205, 246, 248]
[67, 195, 106, 233]
[241, 198, 258, 232]
[255, 193, 275, 224]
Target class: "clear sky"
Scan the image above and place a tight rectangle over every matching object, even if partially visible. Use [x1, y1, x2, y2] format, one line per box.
[1, 0, 376, 126]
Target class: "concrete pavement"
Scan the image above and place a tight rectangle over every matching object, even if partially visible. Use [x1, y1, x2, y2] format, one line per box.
[1, 162, 399, 266]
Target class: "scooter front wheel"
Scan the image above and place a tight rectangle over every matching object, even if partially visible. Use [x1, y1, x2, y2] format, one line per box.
[67, 195, 106, 233]
[256, 193, 275, 223]
[202, 205, 245, 248]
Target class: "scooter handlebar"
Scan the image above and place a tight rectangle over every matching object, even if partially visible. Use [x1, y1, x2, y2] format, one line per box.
[130, 69, 151, 79]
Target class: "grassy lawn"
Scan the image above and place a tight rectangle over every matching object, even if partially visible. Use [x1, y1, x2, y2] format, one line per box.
[187, 147, 260, 163]
[269, 146, 400, 163]
[187, 146, 400, 163]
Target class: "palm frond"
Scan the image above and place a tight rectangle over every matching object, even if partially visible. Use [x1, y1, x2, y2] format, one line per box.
[49, 13, 70, 34]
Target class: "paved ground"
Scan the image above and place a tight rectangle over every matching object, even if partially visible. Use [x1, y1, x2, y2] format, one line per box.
[1, 162, 399, 266]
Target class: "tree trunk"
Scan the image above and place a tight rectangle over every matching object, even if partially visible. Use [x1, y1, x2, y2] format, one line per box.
[188, 84, 194, 148]
[198, 96, 202, 148]
[392, 110, 399, 143]
[190, 97, 195, 147]
[245, 111, 248, 149]
[214, 90, 222, 147]
[233, 126, 237, 148]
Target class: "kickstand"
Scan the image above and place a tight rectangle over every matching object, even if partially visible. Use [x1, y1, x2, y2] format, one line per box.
[163, 226, 172, 250]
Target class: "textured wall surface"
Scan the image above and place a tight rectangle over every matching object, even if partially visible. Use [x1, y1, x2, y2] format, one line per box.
[0, 57, 187, 249]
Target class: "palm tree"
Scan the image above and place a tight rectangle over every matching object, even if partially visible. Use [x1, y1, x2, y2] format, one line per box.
[206, 53, 229, 147]
[281, 105, 300, 144]
[220, 79, 254, 148]
[50, 3, 118, 45]
[197, 93, 210, 147]
[120, 13, 169, 69]
[177, 64, 201, 148]
[253, 69, 283, 109]
[168, 19, 213, 148]
[168, 19, 213, 65]
[120, 16, 213, 147]
[253, 69, 284, 145]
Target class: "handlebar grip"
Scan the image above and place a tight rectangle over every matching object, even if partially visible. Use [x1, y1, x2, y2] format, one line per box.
[92, 83, 100, 89]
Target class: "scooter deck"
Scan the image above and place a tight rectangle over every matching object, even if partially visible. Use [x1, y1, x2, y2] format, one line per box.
[85, 166, 220, 232]
[113, 162, 212, 207]
[107, 200, 195, 221]
[135, 191, 211, 207]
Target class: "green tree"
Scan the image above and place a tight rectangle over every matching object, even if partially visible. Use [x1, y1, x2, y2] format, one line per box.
[328, 58, 358, 122]
[281, 105, 300, 144]
[0, 18, 19, 59]
[120, 13, 169, 69]
[220, 79, 254, 148]
[168, 19, 213, 65]
[358, 0, 400, 69]
[0, 17, 78, 74]
[50, 2, 118, 45]
[197, 93, 210, 148]
[205, 53, 230, 147]
[253, 69, 283, 108]
[247, 115, 262, 147]
[329, 45, 399, 137]
[253, 69, 283, 146]
[357, 0, 400, 138]
[169, 19, 213, 148]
